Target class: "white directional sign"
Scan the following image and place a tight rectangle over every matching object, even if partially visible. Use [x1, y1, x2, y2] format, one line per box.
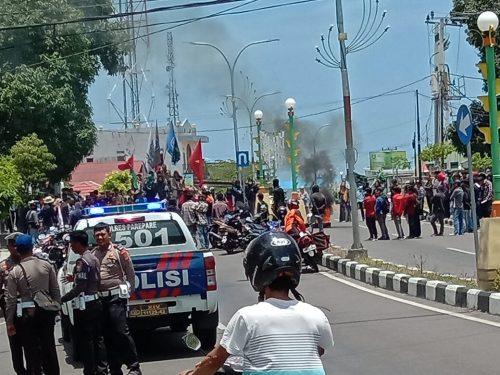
[236, 151, 250, 167]
[456, 105, 474, 145]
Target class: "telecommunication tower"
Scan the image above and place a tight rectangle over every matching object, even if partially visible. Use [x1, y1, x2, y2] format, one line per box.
[166, 32, 180, 126]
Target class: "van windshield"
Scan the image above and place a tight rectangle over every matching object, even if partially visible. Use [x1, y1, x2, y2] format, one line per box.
[85, 220, 186, 248]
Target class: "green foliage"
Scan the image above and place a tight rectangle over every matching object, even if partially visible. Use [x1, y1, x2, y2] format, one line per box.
[420, 143, 456, 168]
[0, 156, 23, 219]
[10, 134, 56, 193]
[392, 154, 411, 171]
[471, 152, 492, 171]
[453, 0, 500, 76]
[0, 0, 126, 181]
[100, 170, 132, 194]
[206, 160, 253, 182]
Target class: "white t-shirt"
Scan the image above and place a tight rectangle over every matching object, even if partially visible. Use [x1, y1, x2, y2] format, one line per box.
[221, 298, 334, 375]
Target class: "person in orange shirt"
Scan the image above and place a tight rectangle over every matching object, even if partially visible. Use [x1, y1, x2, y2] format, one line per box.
[284, 200, 307, 236]
[391, 186, 406, 239]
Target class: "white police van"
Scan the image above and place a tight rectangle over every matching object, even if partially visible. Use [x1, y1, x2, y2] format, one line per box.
[58, 202, 219, 359]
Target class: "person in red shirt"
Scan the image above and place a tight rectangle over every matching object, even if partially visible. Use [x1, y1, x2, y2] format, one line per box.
[404, 186, 421, 239]
[391, 186, 406, 239]
[363, 188, 378, 241]
[284, 200, 307, 236]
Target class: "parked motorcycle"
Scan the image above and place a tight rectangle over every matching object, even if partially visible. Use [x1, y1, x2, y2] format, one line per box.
[296, 231, 319, 273]
[209, 213, 244, 254]
[35, 227, 71, 269]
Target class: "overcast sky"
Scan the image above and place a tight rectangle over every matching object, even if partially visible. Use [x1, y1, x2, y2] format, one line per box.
[89, 0, 483, 178]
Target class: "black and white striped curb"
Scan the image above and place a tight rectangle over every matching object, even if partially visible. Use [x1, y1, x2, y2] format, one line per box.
[322, 254, 500, 316]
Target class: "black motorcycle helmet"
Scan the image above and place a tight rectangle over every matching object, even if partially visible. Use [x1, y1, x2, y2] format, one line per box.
[312, 184, 320, 193]
[243, 231, 302, 295]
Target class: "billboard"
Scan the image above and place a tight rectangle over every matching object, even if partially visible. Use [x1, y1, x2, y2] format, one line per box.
[369, 150, 407, 171]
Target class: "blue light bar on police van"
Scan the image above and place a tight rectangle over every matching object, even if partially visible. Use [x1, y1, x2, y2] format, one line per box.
[83, 202, 167, 217]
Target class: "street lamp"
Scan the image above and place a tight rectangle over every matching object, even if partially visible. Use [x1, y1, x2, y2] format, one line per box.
[223, 91, 280, 179]
[477, 11, 500, 204]
[285, 98, 298, 191]
[190, 39, 279, 182]
[254, 109, 264, 184]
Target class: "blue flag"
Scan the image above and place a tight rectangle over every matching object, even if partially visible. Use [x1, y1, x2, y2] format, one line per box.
[167, 123, 181, 165]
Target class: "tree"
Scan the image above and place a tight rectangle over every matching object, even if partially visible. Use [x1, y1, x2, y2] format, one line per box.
[10, 134, 56, 194]
[206, 160, 253, 182]
[0, 156, 23, 220]
[471, 152, 492, 171]
[101, 170, 132, 194]
[420, 143, 456, 169]
[0, 0, 126, 181]
[392, 155, 411, 177]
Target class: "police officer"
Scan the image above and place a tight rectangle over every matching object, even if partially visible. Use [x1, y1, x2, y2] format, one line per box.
[92, 222, 141, 375]
[1, 232, 28, 375]
[61, 230, 107, 374]
[5, 234, 61, 375]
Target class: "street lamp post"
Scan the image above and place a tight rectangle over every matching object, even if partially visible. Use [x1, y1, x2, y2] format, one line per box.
[286, 98, 298, 191]
[477, 11, 500, 204]
[223, 92, 280, 179]
[190, 39, 279, 181]
[254, 110, 264, 184]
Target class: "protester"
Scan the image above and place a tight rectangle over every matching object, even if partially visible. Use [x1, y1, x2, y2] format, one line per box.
[479, 173, 493, 220]
[404, 186, 421, 239]
[424, 176, 434, 213]
[391, 186, 405, 240]
[356, 186, 365, 221]
[156, 175, 169, 201]
[375, 188, 389, 240]
[195, 196, 210, 249]
[299, 186, 311, 215]
[245, 179, 259, 214]
[462, 180, 473, 233]
[271, 178, 285, 217]
[339, 181, 351, 222]
[449, 180, 464, 236]
[231, 180, 245, 210]
[430, 186, 446, 236]
[310, 185, 326, 233]
[363, 188, 378, 241]
[25, 201, 39, 244]
[212, 193, 228, 220]
[39, 196, 57, 230]
[256, 193, 269, 222]
[171, 171, 184, 200]
[181, 192, 198, 245]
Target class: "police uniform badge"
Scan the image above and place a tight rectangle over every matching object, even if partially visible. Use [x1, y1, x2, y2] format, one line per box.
[75, 259, 88, 280]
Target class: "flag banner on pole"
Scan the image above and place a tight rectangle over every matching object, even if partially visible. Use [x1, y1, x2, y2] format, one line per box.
[167, 123, 181, 165]
[153, 122, 162, 168]
[188, 140, 204, 186]
[146, 129, 154, 172]
[118, 155, 134, 171]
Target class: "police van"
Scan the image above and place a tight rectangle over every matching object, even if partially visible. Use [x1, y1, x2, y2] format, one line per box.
[58, 202, 219, 358]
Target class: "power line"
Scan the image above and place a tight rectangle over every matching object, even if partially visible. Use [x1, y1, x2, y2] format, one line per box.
[298, 76, 431, 119]
[0, 0, 250, 31]
[3, 0, 319, 72]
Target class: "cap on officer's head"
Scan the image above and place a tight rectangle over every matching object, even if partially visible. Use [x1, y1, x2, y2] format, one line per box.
[15, 234, 33, 253]
[5, 232, 22, 242]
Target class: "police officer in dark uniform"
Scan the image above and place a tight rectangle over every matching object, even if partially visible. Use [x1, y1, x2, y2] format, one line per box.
[61, 230, 107, 375]
[1, 232, 28, 375]
[5, 234, 61, 375]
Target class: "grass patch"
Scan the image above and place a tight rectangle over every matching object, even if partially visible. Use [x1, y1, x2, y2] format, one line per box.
[355, 256, 478, 289]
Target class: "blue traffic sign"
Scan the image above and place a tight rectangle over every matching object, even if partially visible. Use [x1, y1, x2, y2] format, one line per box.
[236, 151, 250, 167]
[456, 104, 474, 145]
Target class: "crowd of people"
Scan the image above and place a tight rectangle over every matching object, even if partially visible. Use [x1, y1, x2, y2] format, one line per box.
[358, 170, 494, 240]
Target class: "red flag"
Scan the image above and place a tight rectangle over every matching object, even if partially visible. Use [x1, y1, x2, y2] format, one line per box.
[118, 155, 134, 171]
[188, 140, 204, 186]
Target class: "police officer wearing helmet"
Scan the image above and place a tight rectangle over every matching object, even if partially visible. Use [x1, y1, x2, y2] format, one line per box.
[92, 222, 141, 375]
[1, 232, 28, 375]
[180, 232, 334, 375]
[5, 234, 61, 375]
[61, 230, 107, 374]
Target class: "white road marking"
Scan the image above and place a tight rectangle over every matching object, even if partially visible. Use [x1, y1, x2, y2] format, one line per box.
[446, 247, 475, 255]
[319, 271, 500, 328]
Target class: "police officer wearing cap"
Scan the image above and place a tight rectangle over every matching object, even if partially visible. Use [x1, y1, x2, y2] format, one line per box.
[61, 230, 107, 374]
[92, 222, 141, 375]
[5, 234, 61, 375]
[1, 232, 28, 375]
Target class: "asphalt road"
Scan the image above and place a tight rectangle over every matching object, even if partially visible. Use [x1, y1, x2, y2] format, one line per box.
[326, 212, 477, 277]
[2, 249, 500, 374]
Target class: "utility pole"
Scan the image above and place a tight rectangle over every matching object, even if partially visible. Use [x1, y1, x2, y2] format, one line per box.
[416, 90, 422, 181]
[426, 12, 467, 144]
